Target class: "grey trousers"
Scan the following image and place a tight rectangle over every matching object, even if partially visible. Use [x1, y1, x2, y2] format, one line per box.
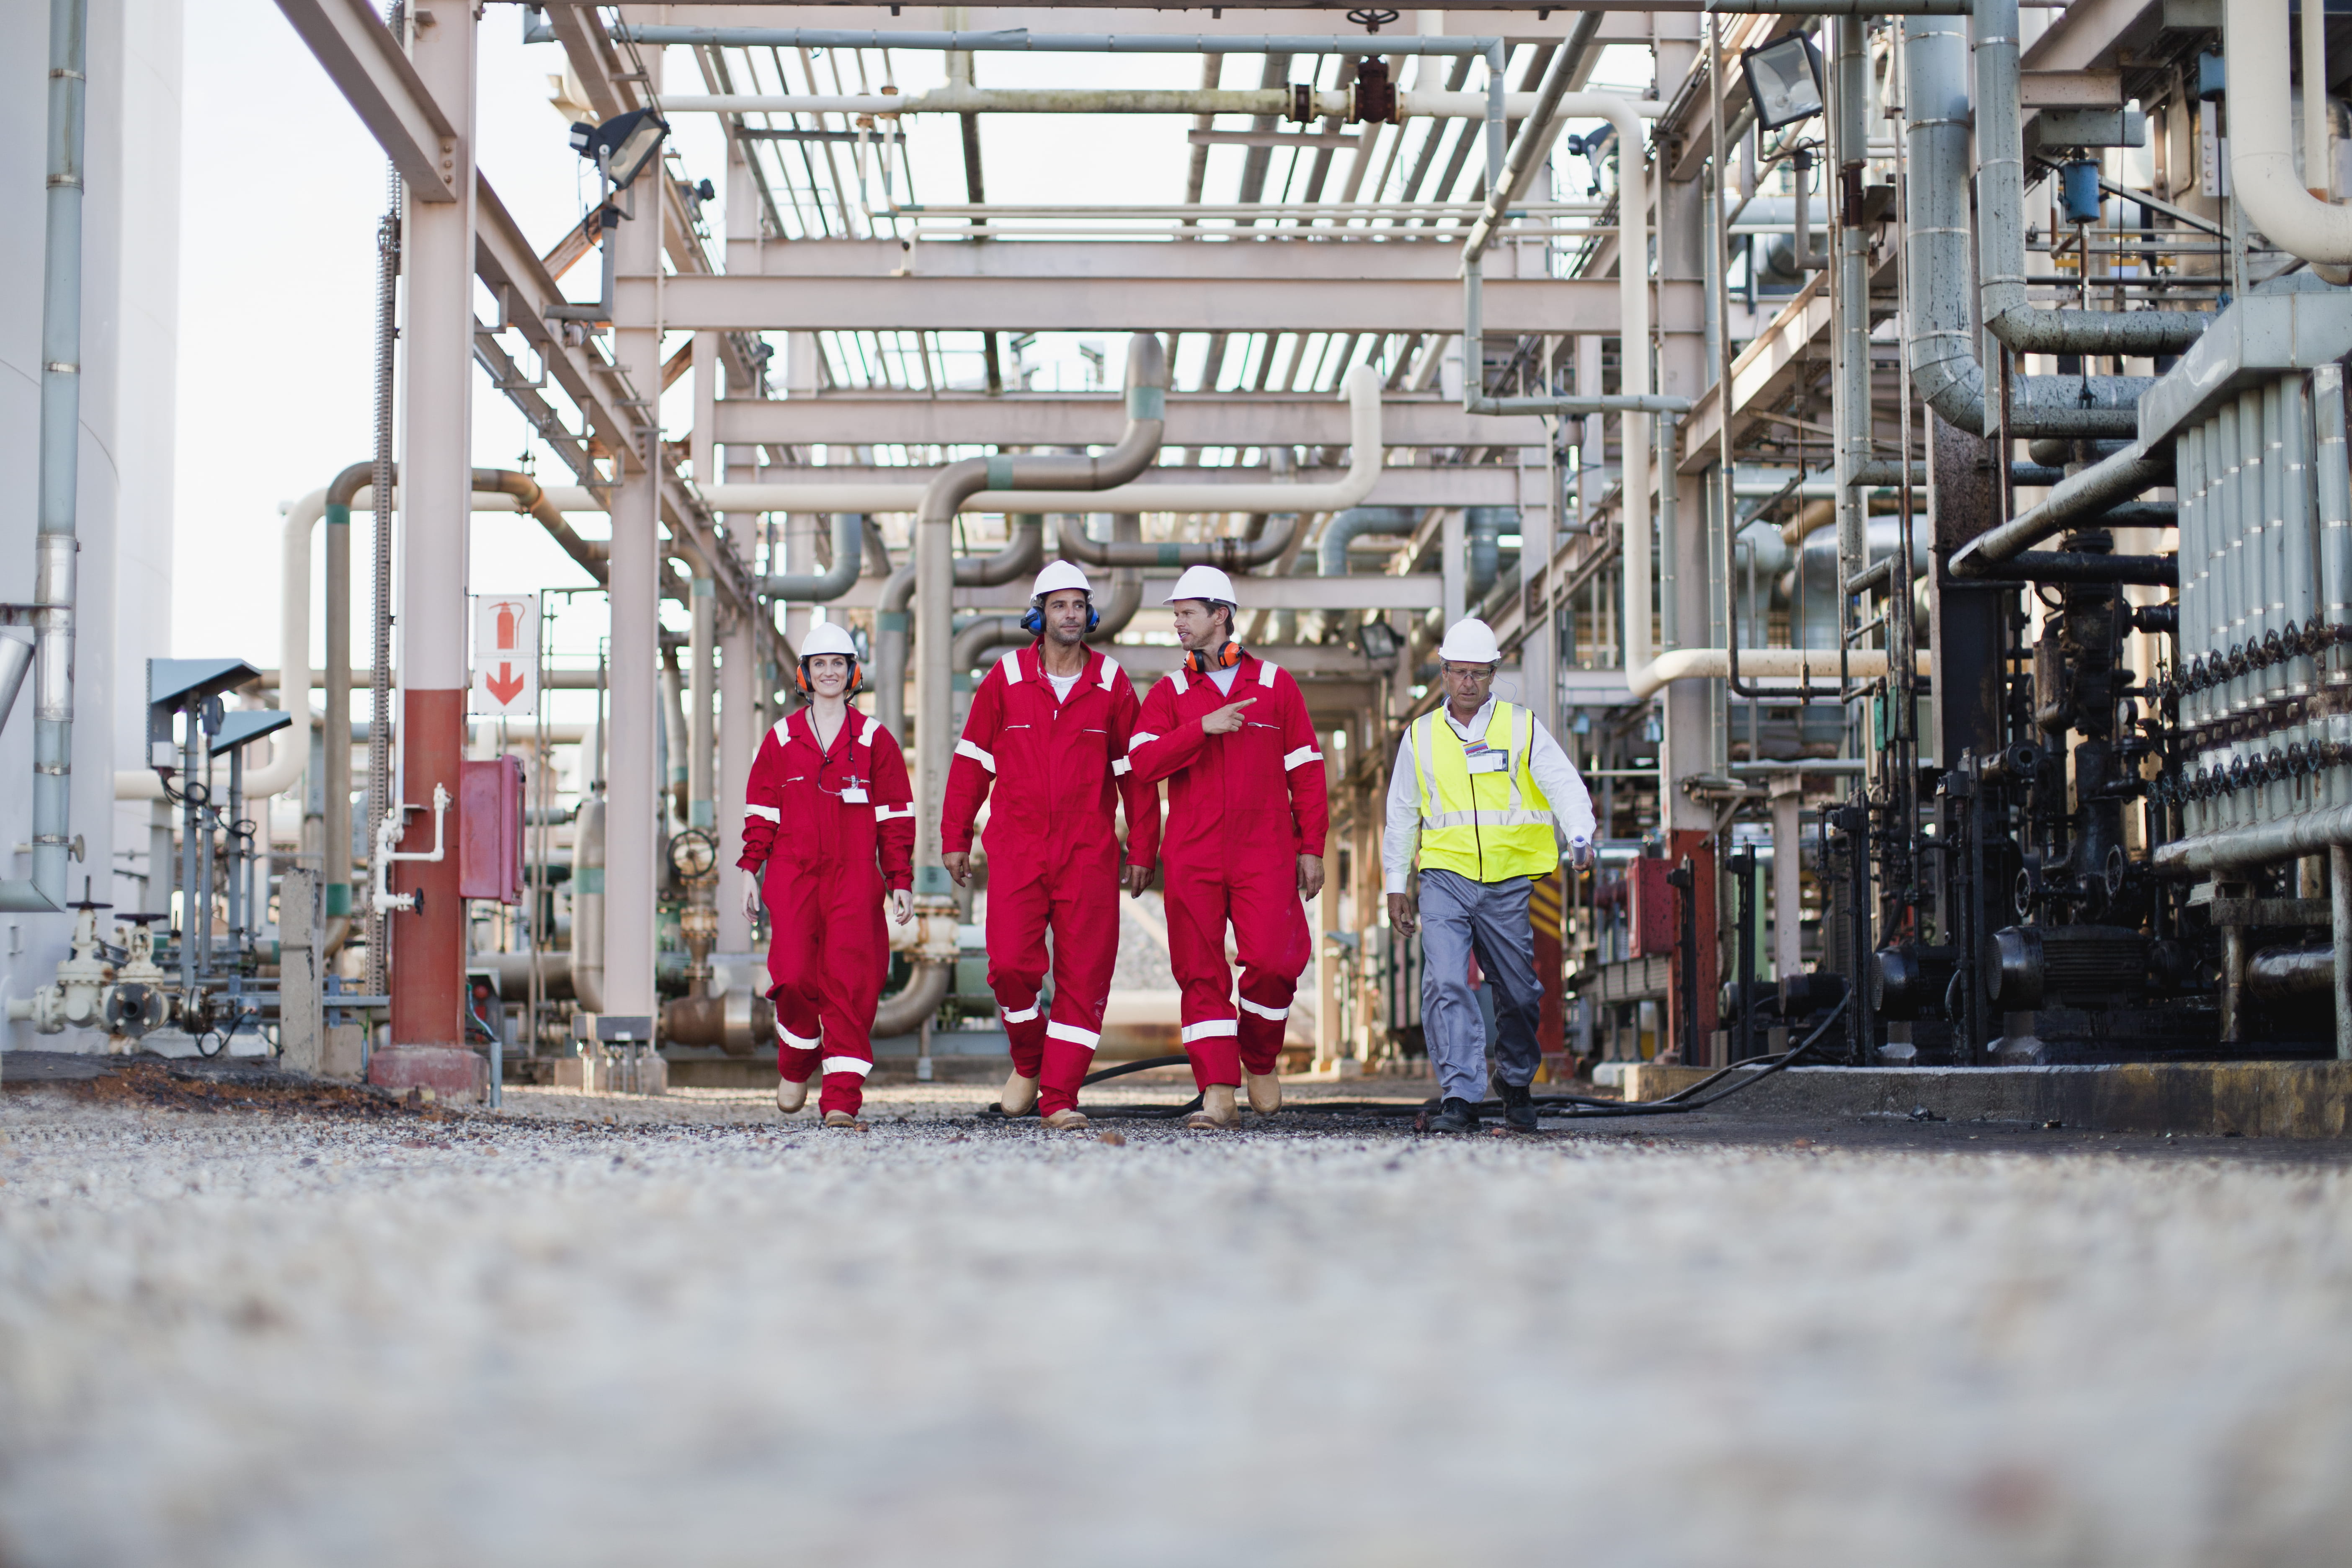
[1416, 867, 1545, 1103]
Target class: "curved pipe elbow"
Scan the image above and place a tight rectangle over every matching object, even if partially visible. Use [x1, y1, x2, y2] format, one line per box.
[762, 513, 865, 601]
[872, 958, 952, 1038]
[1316, 507, 1421, 576]
[2230, 0, 2352, 264]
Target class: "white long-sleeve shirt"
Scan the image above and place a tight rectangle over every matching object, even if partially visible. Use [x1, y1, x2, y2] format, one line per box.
[1382, 698, 1597, 892]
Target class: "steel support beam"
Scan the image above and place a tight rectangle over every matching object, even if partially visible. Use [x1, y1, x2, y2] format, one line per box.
[271, 0, 460, 201]
[374, 2, 476, 1101]
[830, 573, 1447, 611]
[712, 394, 1544, 450]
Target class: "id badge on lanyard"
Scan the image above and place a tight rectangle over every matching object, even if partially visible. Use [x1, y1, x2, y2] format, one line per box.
[841, 784, 869, 804]
[1462, 740, 1508, 776]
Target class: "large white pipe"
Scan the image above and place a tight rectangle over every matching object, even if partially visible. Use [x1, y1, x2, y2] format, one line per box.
[701, 367, 1382, 516]
[2229, 0, 2352, 263]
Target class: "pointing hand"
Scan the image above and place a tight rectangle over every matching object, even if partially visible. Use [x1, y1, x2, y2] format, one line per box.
[1200, 698, 1256, 735]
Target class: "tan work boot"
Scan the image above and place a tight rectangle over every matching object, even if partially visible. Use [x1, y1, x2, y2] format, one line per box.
[776, 1076, 810, 1114]
[1185, 1083, 1240, 1130]
[1043, 1108, 1091, 1131]
[1000, 1070, 1040, 1116]
[823, 1110, 867, 1130]
[1245, 1070, 1282, 1115]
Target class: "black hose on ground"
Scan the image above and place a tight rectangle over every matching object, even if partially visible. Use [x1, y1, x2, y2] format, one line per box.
[987, 1000, 1848, 1126]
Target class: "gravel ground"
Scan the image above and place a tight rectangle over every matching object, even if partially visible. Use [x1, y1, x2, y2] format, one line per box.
[3, 1076, 2349, 1567]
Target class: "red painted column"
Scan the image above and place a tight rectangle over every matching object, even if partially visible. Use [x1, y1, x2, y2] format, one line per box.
[371, 6, 479, 1101]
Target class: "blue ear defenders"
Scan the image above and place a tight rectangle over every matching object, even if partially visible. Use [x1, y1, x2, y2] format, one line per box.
[1021, 593, 1100, 636]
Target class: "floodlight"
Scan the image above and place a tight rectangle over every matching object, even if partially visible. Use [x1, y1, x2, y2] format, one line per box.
[569, 107, 671, 191]
[1741, 36, 1826, 131]
[1358, 618, 1401, 661]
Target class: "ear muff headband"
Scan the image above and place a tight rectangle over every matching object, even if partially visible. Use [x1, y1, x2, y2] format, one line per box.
[1021, 593, 1100, 636]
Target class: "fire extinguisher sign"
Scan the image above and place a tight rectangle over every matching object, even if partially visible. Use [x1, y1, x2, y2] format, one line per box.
[471, 593, 541, 715]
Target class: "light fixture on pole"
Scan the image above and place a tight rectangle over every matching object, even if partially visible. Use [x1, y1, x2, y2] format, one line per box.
[1740, 35, 1826, 131]
[549, 109, 673, 328]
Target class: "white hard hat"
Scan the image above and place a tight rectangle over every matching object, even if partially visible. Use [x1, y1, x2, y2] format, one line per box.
[1163, 563, 1238, 606]
[800, 622, 859, 660]
[1437, 618, 1503, 665]
[1031, 560, 1093, 601]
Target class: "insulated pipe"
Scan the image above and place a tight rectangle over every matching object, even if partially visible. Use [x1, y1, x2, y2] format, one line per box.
[570, 795, 606, 1013]
[1973, 0, 2212, 356]
[1317, 507, 1420, 576]
[2247, 943, 2337, 998]
[1950, 445, 2174, 575]
[2, 0, 87, 913]
[760, 513, 865, 600]
[872, 959, 954, 1039]
[689, 569, 715, 831]
[912, 335, 1168, 892]
[874, 513, 1047, 736]
[2228, 0, 2352, 265]
[1466, 506, 1516, 601]
[705, 367, 1383, 520]
[2152, 799, 2352, 873]
[1901, 18, 2161, 435]
[1975, 0, 2211, 355]
[955, 513, 1151, 672]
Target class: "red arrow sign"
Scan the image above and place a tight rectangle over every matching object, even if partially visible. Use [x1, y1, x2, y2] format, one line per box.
[485, 663, 527, 705]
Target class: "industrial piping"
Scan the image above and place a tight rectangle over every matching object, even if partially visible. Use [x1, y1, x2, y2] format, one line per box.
[2226, 0, 2352, 265]
[1950, 444, 2175, 576]
[703, 365, 1384, 521]
[874, 513, 1046, 738]
[1972, 0, 2212, 356]
[1901, 14, 2159, 438]
[761, 513, 866, 601]
[1, 0, 87, 913]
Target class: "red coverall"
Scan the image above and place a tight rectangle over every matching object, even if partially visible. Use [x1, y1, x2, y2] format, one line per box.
[1126, 654, 1328, 1091]
[738, 707, 915, 1117]
[941, 643, 1161, 1117]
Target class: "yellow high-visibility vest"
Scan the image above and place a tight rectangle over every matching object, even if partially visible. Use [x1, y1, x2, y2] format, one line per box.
[1407, 701, 1558, 883]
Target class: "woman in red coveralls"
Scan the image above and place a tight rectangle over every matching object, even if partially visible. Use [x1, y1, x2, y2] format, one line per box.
[738, 623, 915, 1129]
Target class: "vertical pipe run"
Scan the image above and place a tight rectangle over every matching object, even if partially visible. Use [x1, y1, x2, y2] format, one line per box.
[4, 0, 90, 914]
[2333, 844, 2352, 1060]
[2314, 366, 2352, 814]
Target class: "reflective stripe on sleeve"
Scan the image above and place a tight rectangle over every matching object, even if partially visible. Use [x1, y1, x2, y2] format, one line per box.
[1111, 758, 1132, 776]
[1096, 655, 1118, 689]
[1181, 1018, 1239, 1042]
[956, 739, 997, 772]
[1127, 731, 1158, 752]
[1000, 650, 1025, 683]
[1170, 667, 1190, 696]
[744, 804, 780, 821]
[1258, 659, 1279, 687]
[820, 1055, 873, 1079]
[1237, 997, 1289, 1021]
[1046, 1021, 1102, 1047]
[1283, 745, 1323, 771]
[874, 804, 915, 820]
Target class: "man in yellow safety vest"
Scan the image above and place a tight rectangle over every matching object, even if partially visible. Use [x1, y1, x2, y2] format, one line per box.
[1383, 618, 1596, 1132]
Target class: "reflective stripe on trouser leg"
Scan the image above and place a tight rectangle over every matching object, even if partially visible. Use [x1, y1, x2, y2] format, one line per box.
[1230, 858, 1312, 1078]
[1038, 867, 1122, 1118]
[761, 859, 888, 1120]
[1163, 862, 1241, 1089]
[986, 872, 1052, 1079]
[1416, 868, 1544, 1104]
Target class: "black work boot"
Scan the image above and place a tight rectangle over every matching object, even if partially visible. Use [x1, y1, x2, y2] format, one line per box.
[1496, 1080, 1539, 1132]
[1429, 1096, 1480, 1133]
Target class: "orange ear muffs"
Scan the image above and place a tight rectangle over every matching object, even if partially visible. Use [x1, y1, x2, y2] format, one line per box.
[796, 657, 863, 695]
[1183, 640, 1243, 678]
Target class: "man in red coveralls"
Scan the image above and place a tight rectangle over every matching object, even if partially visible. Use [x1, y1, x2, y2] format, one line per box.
[941, 561, 1161, 1131]
[738, 623, 916, 1129]
[1126, 565, 1328, 1130]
